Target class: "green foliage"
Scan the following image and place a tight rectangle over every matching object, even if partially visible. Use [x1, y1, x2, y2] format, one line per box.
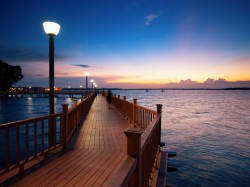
[0, 60, 24, 91]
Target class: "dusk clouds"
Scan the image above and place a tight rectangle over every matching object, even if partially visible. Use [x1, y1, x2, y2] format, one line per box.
[1, 1, 250, 89]
[0, 45, 68, 64]
[72, 64, 92, 68]
[145, 14, 160, 25]
[167, 78, 250, 89]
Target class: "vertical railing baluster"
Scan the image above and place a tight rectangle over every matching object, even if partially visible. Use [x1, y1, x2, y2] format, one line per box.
[5, 127, 9, 170]
[26, 124, 29, 161]
[123, 96, 126, 116]
[133, 99, 137, 126]
[42, 120, 44, 154]
[156, 104, 163, 145]
[54, 117, 57, 146]
[34, 121, 37, 158]
[16, 125, 20, 165]
[48, 118, 51, 150]
[62, 104, 69, 150]
[73, 99, 78, 131]
[59, 115, 62, 145]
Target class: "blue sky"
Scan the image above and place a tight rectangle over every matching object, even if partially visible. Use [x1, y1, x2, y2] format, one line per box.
[1, 0, 250, 88]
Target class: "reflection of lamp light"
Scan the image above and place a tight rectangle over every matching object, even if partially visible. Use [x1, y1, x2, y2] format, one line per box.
[43, 21, 60, 147]
[93, 83, 97, 91]
[91, 79, 94, 91]
[85, 72, 89, 95]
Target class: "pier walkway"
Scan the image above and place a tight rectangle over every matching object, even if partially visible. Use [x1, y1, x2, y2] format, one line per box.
[10, 95, 131, 186]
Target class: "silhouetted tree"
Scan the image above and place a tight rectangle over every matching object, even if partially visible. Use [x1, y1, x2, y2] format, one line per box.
[0, 60, 24, 91]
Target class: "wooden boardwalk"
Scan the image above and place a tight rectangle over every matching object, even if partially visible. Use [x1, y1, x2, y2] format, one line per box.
[11, 95, 131, 186]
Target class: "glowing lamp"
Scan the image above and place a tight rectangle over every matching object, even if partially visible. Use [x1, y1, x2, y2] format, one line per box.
[43, 21, 60, 36]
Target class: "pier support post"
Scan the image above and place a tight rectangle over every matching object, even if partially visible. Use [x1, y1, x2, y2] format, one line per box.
[156, 104, 163, 145]
[62, 104, 69, 150]
[124, 127, 143, 187]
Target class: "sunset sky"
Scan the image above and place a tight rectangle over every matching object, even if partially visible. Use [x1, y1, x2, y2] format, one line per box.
[1, 0, 250, 88]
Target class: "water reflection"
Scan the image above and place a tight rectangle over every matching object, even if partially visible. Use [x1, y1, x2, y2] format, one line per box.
[113, 90, 250, 186]
[27, 97, 33, 114]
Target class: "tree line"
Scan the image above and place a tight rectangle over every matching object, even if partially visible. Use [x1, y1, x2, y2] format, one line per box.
[0, 60, 24, 91]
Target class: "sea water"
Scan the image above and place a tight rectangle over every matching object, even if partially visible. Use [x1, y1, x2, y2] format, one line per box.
[1, 90, 250, 186]
[112, 90, 250, 186]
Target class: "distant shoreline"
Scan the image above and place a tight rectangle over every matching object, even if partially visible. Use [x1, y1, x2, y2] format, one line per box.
[106, 87, 250, 91]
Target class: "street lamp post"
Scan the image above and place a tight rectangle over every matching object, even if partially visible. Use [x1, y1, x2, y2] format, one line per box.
[43, 21, 60, 147]
[85, 72, 89, 97]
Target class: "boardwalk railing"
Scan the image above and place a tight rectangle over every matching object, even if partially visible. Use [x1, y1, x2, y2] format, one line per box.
[0, 94, 96, 176]
[112, 94, 157, 129]
[109, 94, 163, 186]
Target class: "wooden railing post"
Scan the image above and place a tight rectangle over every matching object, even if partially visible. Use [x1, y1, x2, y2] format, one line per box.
[133, 99, 137, 126]
[62, 104, 69, 150]
[73, 99, 77, 107]
[133, 98, 137, 105]
[124, 127, 143, 187]
[156, 104, 163, 145]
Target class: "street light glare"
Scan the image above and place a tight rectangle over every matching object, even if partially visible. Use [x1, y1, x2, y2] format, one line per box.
[43, 21, 60, 36]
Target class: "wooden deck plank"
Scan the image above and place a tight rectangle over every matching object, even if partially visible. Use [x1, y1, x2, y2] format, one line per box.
[83, 151, 124, 186]
[93, 151, 127, 186]
[15, 149, 82, 185]
[10, 95, 131, 186]
[47, 150, 104, 186]
[28, 150, 96, 186]
[63, 150, 117, 186]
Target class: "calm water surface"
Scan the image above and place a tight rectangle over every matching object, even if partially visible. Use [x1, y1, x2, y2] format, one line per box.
[1, 90, 250, 186]
[112, 90, 250, 187]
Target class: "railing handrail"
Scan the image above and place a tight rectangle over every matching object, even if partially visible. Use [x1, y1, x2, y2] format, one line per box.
[111, 94, 157, 129]
[135, 104, 157, 115]
[0, 113, 61, 128]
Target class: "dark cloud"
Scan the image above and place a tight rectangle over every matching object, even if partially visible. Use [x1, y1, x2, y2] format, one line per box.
[0, 45, 68, 63]
[166, 78, 250, 89]
[28, 74, 47, 78]
[179, 79, 197, 84]
[204, 78, 215, 83]
[56, 73, 70, 76]
[215, 78, 226, 82]
[72, 64, 92, 68]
